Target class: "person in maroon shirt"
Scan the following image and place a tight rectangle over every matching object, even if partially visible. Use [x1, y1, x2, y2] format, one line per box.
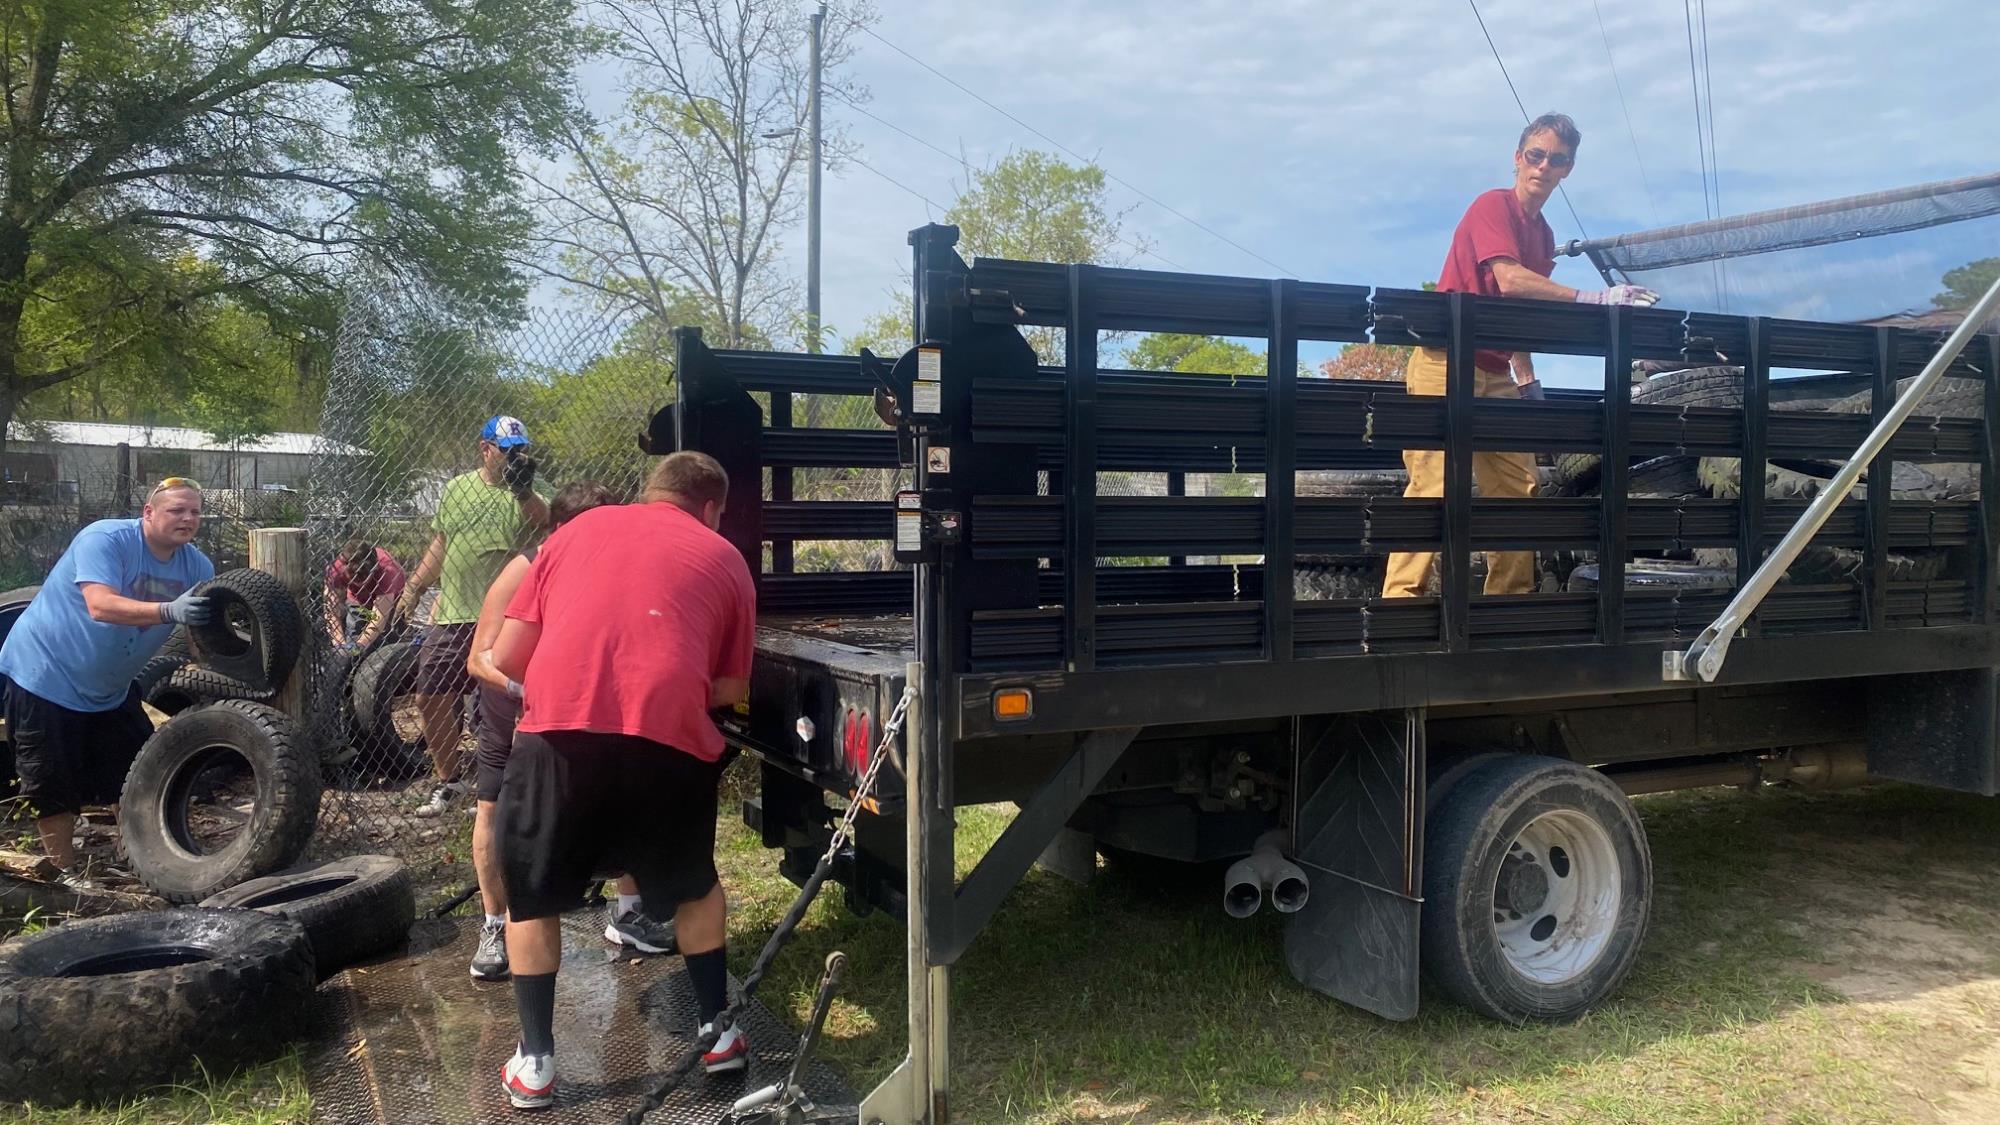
[487, 451, 756, 1109]
[1381, 113, 1660, 598]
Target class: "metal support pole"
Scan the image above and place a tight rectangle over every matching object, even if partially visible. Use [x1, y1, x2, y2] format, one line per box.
[857, 662, 934, 1125]
[1666, 271, 2000, 682]
[806, 2, 824, 355]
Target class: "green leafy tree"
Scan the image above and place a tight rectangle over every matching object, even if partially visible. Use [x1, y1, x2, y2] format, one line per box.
[1125, 334, 1264, 376]
[1935, 257, 2000, 311]
[0, 0, 592, 451]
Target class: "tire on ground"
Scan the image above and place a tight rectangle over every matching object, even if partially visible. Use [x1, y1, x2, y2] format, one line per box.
[121, 700, 323, 904]
[200, 854, 414, 981]
[346, 640, 430, 783]
[1421, 753, 1652, 1023]
[187, 567, 304, 690]
[0, 907, 315, 1105]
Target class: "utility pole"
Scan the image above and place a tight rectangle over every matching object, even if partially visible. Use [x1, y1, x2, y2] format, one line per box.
[807, 1, 825, 354]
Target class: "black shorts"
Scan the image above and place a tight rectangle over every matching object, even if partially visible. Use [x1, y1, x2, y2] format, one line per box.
[474, 684, 520, 802]
[412, 623, 476, 697]
[2, 677, 154, 817]
[496, 730, 722, 921]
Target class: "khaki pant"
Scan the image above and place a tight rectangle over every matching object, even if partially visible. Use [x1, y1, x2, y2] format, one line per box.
[1380, 347, 1539, 598]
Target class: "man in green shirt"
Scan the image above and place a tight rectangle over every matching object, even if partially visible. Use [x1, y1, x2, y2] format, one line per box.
[397, 415, 553, 816]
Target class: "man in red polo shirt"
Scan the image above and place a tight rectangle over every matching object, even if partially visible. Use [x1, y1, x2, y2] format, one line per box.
[1381, 112, 1660, 598]
[487, 451, 755, 1110]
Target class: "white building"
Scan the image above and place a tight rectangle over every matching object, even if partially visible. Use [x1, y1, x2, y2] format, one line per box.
[2, 421, 366, 516]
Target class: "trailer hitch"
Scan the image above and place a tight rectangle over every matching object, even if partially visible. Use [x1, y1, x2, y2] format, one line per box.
[1665, 271, 2000, 683]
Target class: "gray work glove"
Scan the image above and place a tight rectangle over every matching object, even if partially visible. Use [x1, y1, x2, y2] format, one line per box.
[1575, 284, 1661, 307]
[159, 590, 212, 626]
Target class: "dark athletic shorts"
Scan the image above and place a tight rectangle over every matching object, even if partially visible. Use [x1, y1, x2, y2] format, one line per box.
[412, 622, 476, 698]
[496, 729, 722, 922]
[2, 676, 153, 817]
[474, 684, 520, 802]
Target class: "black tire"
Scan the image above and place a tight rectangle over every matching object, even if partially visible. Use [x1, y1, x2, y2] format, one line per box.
[200, 855, 415, 981]
[1830, 375, 1985, 419]
[1421, 754, 1652, 1023]
[0, 585, 39, 651]
[1566, 561, 1734, 592]
[135, 631, 196, 715]
[1294, 563, 1383, 601]
[1558, 369, 1839, 493]
[1700, 456, 1948, 500]
[1296, 470, 1408, 498]
[346, 640, 430, 783]
[187, 568, 304, 690]
[166, 664, 277, 703]
[0, 907, 315, 1105]
[1691, 545, 1949, 585]
[121, 701, 322, 904]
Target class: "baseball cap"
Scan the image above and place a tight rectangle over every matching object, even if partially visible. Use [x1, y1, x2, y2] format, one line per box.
[480, 415, 530, 449]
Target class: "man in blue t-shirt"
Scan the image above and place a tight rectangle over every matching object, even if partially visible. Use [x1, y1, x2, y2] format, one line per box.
[0, 478, 215, 887]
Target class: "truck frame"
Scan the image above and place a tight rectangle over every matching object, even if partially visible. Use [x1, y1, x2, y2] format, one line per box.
[662, 223, 2000, 1124]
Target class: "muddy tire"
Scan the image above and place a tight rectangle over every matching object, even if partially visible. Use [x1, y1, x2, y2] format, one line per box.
[346, 641, 430, 783]
[200, 855, 414, 980]
[1700, 457, 1948, 500]
[1565, 561, 1735, 592]
[1691, 546, 1949, 585]
[0, 907, 315, 1105]
[164, 664, 277, 703]
[121, 701, 322, 904]
[187, 568, 304, 691]
[1422, 754, 1652, 1023]
[1296, 470, 1408, 498]
[1294, 563, 1383, 601]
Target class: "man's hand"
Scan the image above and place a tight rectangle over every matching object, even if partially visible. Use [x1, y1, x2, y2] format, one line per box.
[395, 589, 422, 621]
[502, 449, 538, 497]
[159, 591, 212, 626]
[1575, 284, 1661, 307]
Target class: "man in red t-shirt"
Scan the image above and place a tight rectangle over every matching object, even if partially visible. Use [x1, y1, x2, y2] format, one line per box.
[487, 451, 755, 1109]
[322, 541, 407, 648]
[1381, 113, 1661, 598]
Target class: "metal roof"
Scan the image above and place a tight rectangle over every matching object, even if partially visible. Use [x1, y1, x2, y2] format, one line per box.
[5, 421, 368, 457]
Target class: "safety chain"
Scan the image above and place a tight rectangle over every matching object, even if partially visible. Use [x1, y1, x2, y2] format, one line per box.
[621, 686, 917, 1125]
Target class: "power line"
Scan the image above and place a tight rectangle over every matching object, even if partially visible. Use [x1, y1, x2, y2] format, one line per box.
[1591, 0, 1662, 226]
[833, 13, 1294, 276]
[1699, 0, 1720, 218]
[1465, 0, 1591, 242]
[1682, 0, 1714, 221]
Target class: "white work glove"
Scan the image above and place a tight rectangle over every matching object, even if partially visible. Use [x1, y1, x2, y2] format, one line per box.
[1575, 284, 1661, 307]
[159, 590, 212, 626]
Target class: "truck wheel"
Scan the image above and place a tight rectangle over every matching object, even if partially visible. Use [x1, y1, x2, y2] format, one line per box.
[0, 907, 315, 1105]
[1421, 754, 1652, 1023]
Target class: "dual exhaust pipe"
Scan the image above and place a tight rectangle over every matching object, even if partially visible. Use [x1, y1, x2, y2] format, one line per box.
[1222, 831, 1310, 918]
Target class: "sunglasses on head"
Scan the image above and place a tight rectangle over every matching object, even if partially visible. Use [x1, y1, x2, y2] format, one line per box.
[150, 476, 202, 496]
[1522, 147, 1574, 170]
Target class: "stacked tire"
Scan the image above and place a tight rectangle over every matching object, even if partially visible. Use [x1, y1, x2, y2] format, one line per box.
[139, 567, 304, 716]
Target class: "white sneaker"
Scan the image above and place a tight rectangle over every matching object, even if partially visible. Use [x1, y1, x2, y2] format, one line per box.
[501, 1046, 555, 1109]
[413, 782, 467, 818]
[700, 1022, 749, 1073]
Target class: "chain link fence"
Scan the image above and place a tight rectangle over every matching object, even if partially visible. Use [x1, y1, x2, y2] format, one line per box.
[301, 282, 661, 876]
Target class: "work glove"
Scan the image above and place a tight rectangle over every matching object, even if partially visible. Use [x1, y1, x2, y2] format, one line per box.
[1575, 284, 1661, 307]
[159, 591, 212, 626]
[502, 449, 538, 497]
[506, 678, 524, 700]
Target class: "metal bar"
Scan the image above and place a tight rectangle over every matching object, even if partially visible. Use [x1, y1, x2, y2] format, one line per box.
[1866, 329, 1893, 630]
[1983, 333, 2000, 625]
[1265, 279, 1298, 661]
[937, 727, 1140, 964]
[770, 390, 794, 574]
[1598, 306, 1632, 642]
[1443, 295, 1475, 652]
[1735, 320, 1770, 598]
[1065, 265, 1099, 672]
[1667, 271, 2000, 681]
[1166, 470, 1185, 566]
[857, 661, 932, 1125]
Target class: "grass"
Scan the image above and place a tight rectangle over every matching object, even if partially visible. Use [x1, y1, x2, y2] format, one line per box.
[16, 777, 2000, 1122]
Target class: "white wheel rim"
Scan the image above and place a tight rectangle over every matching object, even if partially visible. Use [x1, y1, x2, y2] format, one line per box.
[1488, 809, 1621, 985]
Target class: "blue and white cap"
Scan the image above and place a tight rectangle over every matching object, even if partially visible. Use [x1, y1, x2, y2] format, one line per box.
[480, 414, 530, 449]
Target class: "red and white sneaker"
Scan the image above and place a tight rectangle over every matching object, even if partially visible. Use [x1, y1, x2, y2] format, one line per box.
[700, 1023, 749, 1073]
[501, 1047, 556, 1109]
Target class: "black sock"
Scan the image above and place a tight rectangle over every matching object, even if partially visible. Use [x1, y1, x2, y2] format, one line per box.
[684, 947, 729, 1026]
[513, 972, 557, 1056]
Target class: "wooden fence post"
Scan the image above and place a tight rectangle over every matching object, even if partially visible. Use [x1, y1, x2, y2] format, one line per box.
[248, 528, 307, 720]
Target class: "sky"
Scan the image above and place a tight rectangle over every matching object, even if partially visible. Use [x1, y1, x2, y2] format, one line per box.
[575, 0, 2000, 385]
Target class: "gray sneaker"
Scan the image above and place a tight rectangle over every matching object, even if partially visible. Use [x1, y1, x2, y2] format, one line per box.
[470, 918, 510, 981]
[57, 865, 100, 892]
[414, 781, 468, 819]
[604, 908, 676, 955]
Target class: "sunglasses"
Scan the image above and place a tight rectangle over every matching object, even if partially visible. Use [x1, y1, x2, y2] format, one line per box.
[1522, 147, 1574, 170]
[150, 476, 202, 495]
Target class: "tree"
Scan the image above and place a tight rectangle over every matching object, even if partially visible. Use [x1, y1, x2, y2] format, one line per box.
[1125, 333, 1263, 376]
[527, 0, 872, 349]
[0, 0, 590, 451]
[1935, 257, 2000, 311]
[1319, 343, 1410, 381]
